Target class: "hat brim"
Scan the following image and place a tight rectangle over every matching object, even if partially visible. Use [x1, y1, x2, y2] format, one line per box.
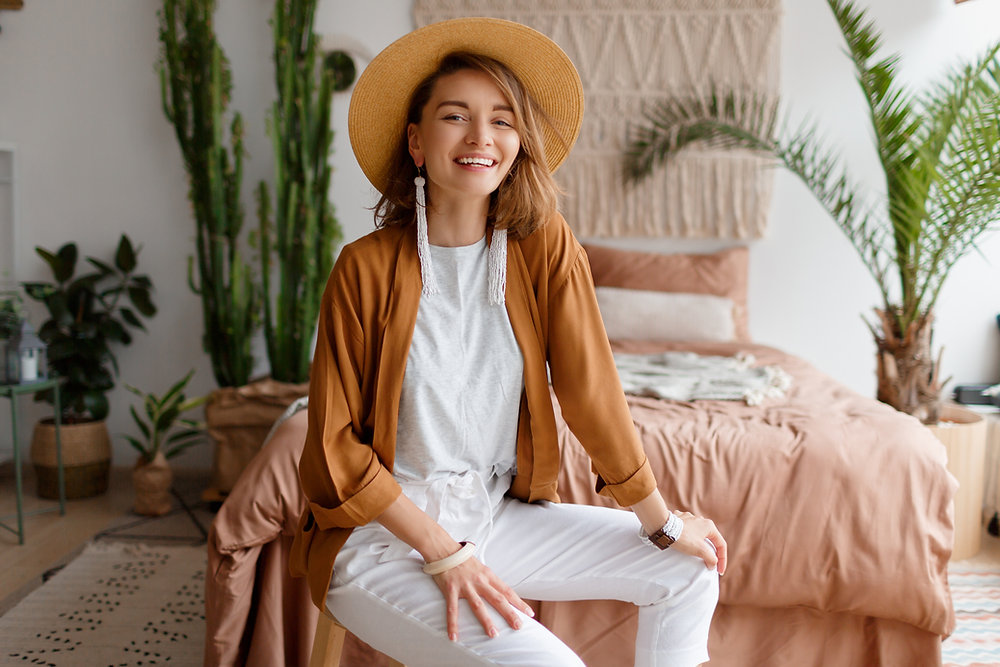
[348, 17, 584, 195]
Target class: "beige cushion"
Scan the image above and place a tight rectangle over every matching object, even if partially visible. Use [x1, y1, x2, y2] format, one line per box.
[583, 244, 750, 341]
[595, 287, 736, 342]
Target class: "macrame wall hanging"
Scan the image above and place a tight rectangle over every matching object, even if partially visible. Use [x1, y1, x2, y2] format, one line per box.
[413, 0, 782, 239]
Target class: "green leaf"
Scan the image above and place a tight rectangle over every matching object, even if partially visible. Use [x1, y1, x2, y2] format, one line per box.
[127, 287, 157, 318]
[164, 439, 201, 460]
[98, 319, 127, 343]
[178, 393, 210, 413]
[35, 244, 77, 283]
[119, 307, 143, 329]
[115, 235, 137, 273]
[21, 282, 54, 302]
[167, 428, 202, 444]
[160, 369, 196, 407]
[86, 257, 115, 277]
[131, 275, 153, 289]
[123, 435, 150, 458]
[155, 406, 180, 432]
[84, 391, 109, 421]
[130, 405, 151, 440]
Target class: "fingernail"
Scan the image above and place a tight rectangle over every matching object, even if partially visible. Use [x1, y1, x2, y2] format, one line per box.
[527, 608, 535, 617]
[449, 633, 457, 642]
[489, 628, 498, 638]
[514, 621, 522, 630]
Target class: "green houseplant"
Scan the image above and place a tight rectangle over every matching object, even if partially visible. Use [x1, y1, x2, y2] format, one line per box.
[21, 234, 157, 498]
[0, 289, 22, 341]
[124, 369, 208, 515]
[157, 0, 261, 389]
[256, 0, 342, 384]
[626, 0, 1000, 424]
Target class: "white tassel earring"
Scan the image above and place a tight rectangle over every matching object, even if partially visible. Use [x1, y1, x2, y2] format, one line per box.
[487, 228, 507, 306]
[414, 169, 438, 296]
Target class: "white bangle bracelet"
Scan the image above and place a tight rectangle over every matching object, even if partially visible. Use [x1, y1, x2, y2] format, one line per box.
[422, 541, 477, 575]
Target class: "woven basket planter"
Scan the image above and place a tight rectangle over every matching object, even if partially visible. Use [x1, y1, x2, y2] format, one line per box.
[31, 418, 111, 499]
[204, 378, 308, 499]
[133, 451, 173, 516]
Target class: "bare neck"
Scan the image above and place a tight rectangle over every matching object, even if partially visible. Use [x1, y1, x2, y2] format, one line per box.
[425, 193, 490, 247]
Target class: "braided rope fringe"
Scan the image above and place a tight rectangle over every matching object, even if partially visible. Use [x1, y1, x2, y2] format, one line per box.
[488, 228, 507, 306]
[414, 175, 439, 296]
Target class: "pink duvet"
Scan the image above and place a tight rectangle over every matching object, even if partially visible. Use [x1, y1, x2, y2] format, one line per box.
[554, 341, 956, 638]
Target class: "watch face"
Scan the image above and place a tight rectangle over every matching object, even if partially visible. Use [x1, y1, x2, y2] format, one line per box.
[650, 529, 676, 550]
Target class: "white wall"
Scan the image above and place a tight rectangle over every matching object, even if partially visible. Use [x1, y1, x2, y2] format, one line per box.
[0, 0, 998, 467]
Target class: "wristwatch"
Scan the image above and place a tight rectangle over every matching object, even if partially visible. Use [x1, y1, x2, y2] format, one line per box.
[641, 513, 684, 550]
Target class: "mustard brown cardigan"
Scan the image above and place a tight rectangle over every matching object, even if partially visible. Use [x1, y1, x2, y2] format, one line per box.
[290, 214, 657, 608]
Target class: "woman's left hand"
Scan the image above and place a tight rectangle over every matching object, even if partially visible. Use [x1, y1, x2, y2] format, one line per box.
[670, 511, 727, 575]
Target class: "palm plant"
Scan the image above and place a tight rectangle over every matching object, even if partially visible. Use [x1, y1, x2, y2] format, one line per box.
[626, 0, 1000, 424]
[124, 369, 209, 463]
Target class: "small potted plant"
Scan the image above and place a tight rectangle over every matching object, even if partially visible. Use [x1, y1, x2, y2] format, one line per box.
[123, 369, 208, 516]
[22, 234, 156, 498]
[0, 289, 23, 384]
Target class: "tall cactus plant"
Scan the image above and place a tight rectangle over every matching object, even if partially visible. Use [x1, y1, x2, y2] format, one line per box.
[257, 0, 340, 384]
[157, 0, 260, 388]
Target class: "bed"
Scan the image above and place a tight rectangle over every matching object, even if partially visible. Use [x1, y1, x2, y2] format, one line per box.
[204, 243, 956, 666]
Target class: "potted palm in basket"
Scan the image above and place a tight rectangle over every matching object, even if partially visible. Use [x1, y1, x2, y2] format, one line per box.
[124, 370, 208, 516]
[626, 0, 999, 558]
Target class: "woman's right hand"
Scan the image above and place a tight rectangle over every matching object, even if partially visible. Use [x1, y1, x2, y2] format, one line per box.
[671, 512, 727, 575]
[430, 556, 534, 642]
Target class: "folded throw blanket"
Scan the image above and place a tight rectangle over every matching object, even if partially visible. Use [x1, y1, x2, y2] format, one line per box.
[614, 351, 792, 406]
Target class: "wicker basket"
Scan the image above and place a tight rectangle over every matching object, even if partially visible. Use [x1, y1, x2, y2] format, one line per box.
[31, 418, 112, 499]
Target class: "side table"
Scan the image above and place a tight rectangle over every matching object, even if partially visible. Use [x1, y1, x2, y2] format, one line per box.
[0, 378, 66, 544]
[974, 405, 1000, 530]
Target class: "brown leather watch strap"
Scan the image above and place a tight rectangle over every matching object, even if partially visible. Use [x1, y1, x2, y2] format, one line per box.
[647, 526, 676, 550]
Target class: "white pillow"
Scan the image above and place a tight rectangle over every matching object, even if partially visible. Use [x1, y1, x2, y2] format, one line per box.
[594, 286, 736, 342]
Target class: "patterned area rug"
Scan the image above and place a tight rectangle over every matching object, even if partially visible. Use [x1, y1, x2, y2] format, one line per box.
[0, 541, 204, 666]
[944, 556, 1000, 667]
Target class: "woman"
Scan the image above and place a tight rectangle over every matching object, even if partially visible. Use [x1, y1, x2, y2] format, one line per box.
[290, 17, 726, 667]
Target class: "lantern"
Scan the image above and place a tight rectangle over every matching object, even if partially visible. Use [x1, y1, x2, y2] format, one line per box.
[4, 320, 47, 384]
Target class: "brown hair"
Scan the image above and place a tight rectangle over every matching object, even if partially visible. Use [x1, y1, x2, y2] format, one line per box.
[373, 52, 564, 239]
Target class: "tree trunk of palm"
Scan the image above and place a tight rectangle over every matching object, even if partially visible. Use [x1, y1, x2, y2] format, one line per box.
[873, 309, 943, 425]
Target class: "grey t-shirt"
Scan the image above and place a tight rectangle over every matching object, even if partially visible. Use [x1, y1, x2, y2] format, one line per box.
[394, 236, 524, 485]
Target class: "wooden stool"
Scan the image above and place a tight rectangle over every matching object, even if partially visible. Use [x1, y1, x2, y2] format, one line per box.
[309, 610, 407, 667]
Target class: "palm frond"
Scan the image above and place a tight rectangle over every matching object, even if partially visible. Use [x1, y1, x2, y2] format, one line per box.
[625, 90, 779, 183]
[625, 89, 893, 306]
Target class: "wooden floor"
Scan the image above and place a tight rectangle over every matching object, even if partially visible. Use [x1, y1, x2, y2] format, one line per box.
[0, 461, 212, 614]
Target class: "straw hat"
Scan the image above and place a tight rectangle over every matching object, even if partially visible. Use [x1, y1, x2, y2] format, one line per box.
[348, 17, 584, 195]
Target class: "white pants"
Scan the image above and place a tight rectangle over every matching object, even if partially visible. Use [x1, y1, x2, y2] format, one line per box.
[326, 499, 719, 666]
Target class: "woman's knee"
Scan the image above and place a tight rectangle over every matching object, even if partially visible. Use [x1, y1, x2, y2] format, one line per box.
[648, 554, 720, 613]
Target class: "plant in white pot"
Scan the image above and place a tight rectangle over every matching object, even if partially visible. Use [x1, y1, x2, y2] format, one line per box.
[626, 0, 1000, 425]
[124, 370, 208, 516]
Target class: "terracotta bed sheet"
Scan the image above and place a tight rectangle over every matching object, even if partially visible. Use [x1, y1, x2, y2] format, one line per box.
[539, 340, 957, 664]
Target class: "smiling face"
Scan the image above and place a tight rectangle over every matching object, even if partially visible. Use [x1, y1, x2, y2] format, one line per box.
[407, 69, 521, 208]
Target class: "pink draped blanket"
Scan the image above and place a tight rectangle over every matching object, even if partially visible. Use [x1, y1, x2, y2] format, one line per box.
[552, 341, 956, 641]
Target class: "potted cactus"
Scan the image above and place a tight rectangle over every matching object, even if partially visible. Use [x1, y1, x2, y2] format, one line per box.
[157, 0, 261, 390]
[256, 0, 342, 386]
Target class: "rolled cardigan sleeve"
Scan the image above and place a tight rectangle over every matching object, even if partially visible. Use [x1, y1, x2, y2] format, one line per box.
[545, 227, 657, 507]
[298, 251, 402, 531]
